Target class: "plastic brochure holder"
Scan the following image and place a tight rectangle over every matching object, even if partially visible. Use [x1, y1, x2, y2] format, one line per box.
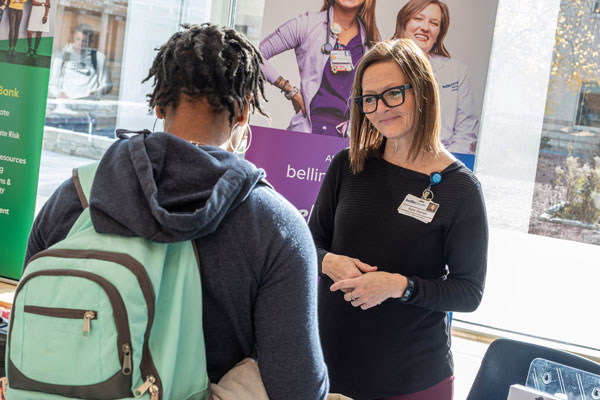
[507, 384, 564, 400]
[526, 358, 600, 400]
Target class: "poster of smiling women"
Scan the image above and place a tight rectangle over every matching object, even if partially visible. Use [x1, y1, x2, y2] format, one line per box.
[0, 0, 57, 280]
[246, 0, 499, 220]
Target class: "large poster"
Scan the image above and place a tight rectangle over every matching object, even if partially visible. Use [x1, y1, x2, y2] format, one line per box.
[0, 0, 57, 280]
[247, 0, 498, 220]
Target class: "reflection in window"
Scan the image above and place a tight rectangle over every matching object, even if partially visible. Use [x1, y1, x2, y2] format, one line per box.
[44, 0, 127, 138]
[576, 83, 600, 129]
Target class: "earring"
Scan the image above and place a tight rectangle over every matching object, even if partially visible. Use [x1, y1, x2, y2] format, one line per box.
[152, 118, 165, 132]
[228, 122, 253, 154]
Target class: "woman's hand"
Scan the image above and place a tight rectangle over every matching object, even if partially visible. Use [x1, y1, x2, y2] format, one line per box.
[322, 253, 377, 285]
[42, 15, 47, 23]
[274, 76, 307, 117]
[291, 92, 306, 117]
[330, 272, 408, 310]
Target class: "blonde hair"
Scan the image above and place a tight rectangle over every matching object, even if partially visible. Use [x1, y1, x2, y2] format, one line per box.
[392, 0, 451, 58]
[348, 39, 441, 174]
[321, 0, 381, 46]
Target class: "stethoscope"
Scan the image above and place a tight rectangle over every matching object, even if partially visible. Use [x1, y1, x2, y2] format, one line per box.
[321, 11, 335, 54]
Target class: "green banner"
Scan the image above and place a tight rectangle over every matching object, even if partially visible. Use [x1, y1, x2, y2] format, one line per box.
[0, 35, 54, 281]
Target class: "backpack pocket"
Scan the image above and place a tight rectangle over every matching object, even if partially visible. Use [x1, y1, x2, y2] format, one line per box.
[24, 306, 98, 338]
[8, 269, 134, 399]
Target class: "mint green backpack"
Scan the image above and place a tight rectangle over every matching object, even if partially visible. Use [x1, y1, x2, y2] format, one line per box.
[6, 162, 210, 400]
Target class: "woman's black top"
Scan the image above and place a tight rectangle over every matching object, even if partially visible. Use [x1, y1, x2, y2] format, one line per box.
[308, 149, 488, 399]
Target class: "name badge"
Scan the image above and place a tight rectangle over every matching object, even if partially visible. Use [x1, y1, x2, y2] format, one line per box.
[397, 194, 439, 224]
[330, 50, 353, 73]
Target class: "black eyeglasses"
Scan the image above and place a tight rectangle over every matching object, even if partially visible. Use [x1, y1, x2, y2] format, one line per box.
[354, 84, 412, 114]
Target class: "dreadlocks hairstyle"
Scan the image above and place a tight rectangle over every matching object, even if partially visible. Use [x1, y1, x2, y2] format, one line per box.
[143, 23, 268, 125]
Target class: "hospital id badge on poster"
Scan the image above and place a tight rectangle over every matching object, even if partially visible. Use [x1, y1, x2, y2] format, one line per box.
[330, 50, 353, 73]
[397, 194, 439, 223]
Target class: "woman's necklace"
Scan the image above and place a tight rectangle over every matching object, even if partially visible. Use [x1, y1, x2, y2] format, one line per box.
[332, 19, 356, 33]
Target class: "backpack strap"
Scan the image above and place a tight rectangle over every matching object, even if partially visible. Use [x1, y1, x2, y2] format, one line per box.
[72, 162, 100, 210]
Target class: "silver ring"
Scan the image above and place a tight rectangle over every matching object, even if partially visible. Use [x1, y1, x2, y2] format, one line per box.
[350, 295, 355, 302]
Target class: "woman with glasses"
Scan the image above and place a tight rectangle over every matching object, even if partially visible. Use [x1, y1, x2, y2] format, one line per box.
[393, 0, 479, 155]
[309, 39, 488, 399]
[260, 0, 379, 136]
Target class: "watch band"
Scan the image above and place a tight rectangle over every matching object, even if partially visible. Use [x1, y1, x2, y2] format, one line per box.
[400, 277, 415, 302]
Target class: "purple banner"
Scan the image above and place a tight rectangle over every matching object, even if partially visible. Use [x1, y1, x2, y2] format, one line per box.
[246, 125, 349, 221]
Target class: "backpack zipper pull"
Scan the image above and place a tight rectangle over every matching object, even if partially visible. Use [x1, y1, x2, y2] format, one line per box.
[134, 375, 156, 398]
[122, 343, 132, 375]
[82, 311, 95, 337]
[150, 384, 160, 400]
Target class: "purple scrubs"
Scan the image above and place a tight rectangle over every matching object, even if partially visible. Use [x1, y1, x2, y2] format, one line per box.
[310, 33, 363, 136]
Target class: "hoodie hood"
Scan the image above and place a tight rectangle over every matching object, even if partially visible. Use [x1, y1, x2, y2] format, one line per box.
[89, 132, 266, 242]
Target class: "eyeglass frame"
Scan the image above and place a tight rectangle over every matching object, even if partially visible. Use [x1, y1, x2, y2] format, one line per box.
[353, 83, 413, 114]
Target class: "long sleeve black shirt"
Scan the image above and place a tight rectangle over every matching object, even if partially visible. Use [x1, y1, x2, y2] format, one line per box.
[308, 149, 488, 399]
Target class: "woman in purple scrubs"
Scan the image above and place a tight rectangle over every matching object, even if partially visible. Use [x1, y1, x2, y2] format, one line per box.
[260, 0, 380, 135]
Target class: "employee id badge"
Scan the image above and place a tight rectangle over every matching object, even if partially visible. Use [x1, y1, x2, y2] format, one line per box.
[397, 194, 439, 223]
[330, 50, 353, 73]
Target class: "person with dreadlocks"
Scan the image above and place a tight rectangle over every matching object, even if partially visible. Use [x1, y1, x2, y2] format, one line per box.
[24, 23, 329, 400]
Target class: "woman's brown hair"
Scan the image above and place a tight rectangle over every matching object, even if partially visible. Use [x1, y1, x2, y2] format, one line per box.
[348, 39, 441, 174]
[392, 0, 450, 58]
[321, 0, 381, 46]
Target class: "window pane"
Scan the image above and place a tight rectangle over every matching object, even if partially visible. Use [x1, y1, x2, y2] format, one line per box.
[45, 2, 125, 138]
[456, 0, 600, 353]
[38, 0, 225, 210]
[232, 0, 265, 46]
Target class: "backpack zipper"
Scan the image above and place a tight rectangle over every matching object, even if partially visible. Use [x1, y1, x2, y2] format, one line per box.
[122, 343, 133, 375]
[83, 310, 96, 337]
[134, 375, 158, 399]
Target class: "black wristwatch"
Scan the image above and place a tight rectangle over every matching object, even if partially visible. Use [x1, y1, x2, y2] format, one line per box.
[400, 278, 415, 302]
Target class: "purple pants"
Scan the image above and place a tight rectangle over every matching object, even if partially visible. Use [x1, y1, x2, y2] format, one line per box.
[380, 376, 454, 400]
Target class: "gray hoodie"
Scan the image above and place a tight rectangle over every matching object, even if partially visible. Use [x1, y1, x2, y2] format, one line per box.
[26, 132, 329, 400]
